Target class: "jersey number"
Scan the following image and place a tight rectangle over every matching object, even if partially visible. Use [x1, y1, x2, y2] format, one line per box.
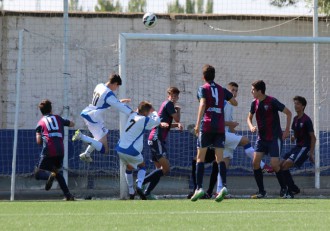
[43, 116, 59, 131]
[125, 119, 136, 132]
[211, 87, 219, 106]
[92, 92, 100, 106]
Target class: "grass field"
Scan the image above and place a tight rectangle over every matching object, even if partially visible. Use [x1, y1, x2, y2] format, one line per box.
[1, 199, 330, 230]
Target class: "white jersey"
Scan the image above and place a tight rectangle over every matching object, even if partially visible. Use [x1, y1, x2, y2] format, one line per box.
[80, 83, 132, 124]
[116, 111, 160, 156]
[224, 100, 234, 132]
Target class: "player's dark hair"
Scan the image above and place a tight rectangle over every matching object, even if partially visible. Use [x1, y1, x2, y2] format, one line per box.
[109, 74, 122, 85]
[202, 64, 215, 82]
[138, 101, 153, 114]
[39, 99, 52, 115]
[167, 87, 180, 95]
[293, 96, 307, 110]
[252, 80, 266, 94]
[228, 82, 238, 88]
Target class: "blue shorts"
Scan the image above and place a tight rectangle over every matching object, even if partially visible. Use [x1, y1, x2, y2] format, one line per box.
[148, 139, 167, 162]
[254, 138, 283, 158]
[197, 132, 225, 149]
[283, 146, 310, 168]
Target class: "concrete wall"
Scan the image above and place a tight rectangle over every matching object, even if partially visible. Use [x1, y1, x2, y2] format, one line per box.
[0, 12, 329, 131]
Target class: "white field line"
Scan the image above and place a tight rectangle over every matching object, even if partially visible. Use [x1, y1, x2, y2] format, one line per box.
[0, 210, 329, 216]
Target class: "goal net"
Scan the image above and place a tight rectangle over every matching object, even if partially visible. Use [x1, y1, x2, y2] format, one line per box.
[3, 30, 330, 199]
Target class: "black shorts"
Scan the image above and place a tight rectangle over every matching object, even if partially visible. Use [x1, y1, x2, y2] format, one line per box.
[148, 140, 167, 162]
[37, 155, 63, 171]
[283, 146, 310, 168]
[254, 138, 283, 158]
[197, 132, 225, 148]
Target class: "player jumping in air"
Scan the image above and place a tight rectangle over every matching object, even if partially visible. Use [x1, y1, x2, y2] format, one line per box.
[247, 80, 292, 199]
[35, 99, 75, 200]
[72, 73, 133, 162]
[281, 96, 316, 198]
[116, 101, 160, 200]
[191, 64, 238, 202]
[141, 87, 183, 200]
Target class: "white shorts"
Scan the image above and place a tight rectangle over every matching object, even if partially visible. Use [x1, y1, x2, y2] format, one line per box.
[83, 119, 108, 141]
[118, 152, 144, 169]
[224, 132, 242, 159]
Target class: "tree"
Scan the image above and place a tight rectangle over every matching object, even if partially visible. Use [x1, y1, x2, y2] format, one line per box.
[167, 0, 185, 13]
[128, 0, 146, 13]
[186, 0, 195, 13]
[197, 0, 204, 13]
[95, 0, 122, 12]
[69, 0, 83, 11]
[206, 0, 213, 13]
[270, 0, 330, 15]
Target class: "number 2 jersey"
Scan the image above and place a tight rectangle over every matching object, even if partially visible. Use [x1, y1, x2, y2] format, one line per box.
[80, 83, 132, 124]
[36, 114, 70, 157]
[197, 81, 233, 133]
[116, 111, 160, 156]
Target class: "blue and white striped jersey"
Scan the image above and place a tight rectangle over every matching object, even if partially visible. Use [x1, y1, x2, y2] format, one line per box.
[80, 83, 132, 124]
[116, 111, 160, 156]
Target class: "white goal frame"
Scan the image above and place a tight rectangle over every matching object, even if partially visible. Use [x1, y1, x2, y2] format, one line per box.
[118, 32, 330, 198]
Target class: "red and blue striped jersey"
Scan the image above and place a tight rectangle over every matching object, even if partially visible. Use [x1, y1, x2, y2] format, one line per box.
[36, 114, 70, 157]
[148, 100, 176, 142]
[197, 81, 233, 133]
[292, 113, 314, 147]
[250, 96, 285, 141]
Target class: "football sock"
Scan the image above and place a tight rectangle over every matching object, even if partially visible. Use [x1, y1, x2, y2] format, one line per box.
[125, 170, 135, 195]
[80, 134, 104, 153]
[253, 168, 265, 192]
[136, 167, 146, 189]
[282, 170, 295, 191]
[219, 161, 227, 187]
[196, 162, 204, 189]
[207, 161, 218, 195]
[275, 170, 286, 189]
[144, 169, 163, 195]
[191, 159, 197, 191]
[83, 145, 95, 156]
[55, 172, 70, 195]
[216, 172, 223, 193]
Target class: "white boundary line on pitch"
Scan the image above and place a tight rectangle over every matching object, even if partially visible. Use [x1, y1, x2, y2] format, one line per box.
[1, 210, 330, 216]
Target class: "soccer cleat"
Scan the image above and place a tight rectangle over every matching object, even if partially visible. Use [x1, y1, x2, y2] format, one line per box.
[45, 172, 56, 191]
[79, 153, 93, 163]
[282, 191, 294, 199]
[136, 187, 147, 200]
[280, 188, 287, 197]
[72, 129, 82, 141]
[251, 191, 267, 199]
[292, 186, 300, 195]
[145, 194, 157, 200]
[190, 188, 205, 202]
[187, 191, 195, 199]
[262, 164, 274, 174]
[129, 193, 135, 200]
[215, 187, 228, 202]
[64, 193, 75, 201]
[200, 192, 211, 199]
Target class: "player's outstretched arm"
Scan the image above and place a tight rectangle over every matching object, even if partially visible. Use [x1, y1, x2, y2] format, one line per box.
[282, 107, 292, 140]
[108, 95, 133, 115]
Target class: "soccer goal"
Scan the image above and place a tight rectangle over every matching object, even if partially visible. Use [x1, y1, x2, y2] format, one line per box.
[118, 33, 330, 198]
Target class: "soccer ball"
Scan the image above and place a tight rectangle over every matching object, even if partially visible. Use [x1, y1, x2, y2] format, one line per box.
[143, 12, 157, 28]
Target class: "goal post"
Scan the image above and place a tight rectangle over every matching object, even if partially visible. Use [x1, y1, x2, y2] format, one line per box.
[119, 32, 330, 197]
